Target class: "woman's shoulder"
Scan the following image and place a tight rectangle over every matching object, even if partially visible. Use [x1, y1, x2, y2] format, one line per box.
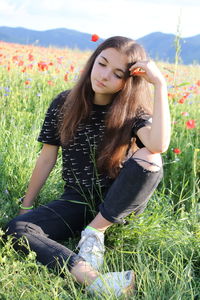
[50, 90, 71, 109]
[135, 106, 151, 120]
[131, 106, 152, 137]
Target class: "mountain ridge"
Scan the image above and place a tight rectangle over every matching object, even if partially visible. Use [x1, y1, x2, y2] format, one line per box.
[0, 26, 199, 64]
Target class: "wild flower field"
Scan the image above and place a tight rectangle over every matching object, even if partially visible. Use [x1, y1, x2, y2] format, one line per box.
[0, 41, 199, 299]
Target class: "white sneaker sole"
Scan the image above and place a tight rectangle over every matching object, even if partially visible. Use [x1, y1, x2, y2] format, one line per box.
[121, 271, 135, 296]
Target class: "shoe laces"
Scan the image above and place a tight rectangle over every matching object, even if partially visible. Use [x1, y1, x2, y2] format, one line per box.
[78, 233, 104, 253]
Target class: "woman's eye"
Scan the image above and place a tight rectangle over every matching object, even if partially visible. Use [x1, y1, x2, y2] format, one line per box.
[98, 62, 106, 66]
[115, 74, 123, 79]
[98, 62, 123, 79]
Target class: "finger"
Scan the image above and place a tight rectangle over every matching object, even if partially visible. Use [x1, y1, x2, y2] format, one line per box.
[129, 67, 141, 74]
[132, 71, 146, 77]
[130, 68, 145, 76]
[129, 65, 146, 75]
[129, 60, 150, 72]
[129, 65, 141, 72]
[132, 67, 141, 73]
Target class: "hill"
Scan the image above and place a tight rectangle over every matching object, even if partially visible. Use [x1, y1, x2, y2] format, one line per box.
[0, 26, 104, 51]
[137, 32, 200, 64]
[0, 26, 199, 64]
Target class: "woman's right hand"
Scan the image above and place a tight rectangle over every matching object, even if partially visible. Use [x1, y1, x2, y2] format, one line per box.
[17, 144, 59, 216]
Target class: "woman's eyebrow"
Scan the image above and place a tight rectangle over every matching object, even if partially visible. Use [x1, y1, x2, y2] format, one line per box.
[100, 56, 126, 74]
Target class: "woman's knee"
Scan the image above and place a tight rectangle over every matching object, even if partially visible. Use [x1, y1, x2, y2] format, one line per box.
[5, 218, 26, 237]
[132, 148, 162, 172]
[6, 218, 45, 238]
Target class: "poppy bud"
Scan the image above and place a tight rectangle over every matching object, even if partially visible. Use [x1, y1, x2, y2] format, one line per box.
[91, 34, 99, 42]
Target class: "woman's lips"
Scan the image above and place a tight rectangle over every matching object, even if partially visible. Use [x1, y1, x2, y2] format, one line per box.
[96, 80, 106, 87]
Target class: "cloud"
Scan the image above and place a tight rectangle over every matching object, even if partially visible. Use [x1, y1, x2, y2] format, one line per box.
[0, 0, 16, 14]
[0, 0, 199, 39]
[135, 0, 200, 6]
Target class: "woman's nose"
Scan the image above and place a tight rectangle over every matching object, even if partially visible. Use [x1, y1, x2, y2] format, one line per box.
[100, 69, 111, 81]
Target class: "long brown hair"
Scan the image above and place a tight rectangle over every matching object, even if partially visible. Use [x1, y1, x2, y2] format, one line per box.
[59, 36, 153, 178]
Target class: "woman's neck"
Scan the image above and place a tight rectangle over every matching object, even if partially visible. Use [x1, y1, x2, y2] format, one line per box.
[93, 93, 112, 105]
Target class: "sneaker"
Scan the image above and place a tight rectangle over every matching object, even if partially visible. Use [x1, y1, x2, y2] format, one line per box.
[86, 270, 135, 298]
[77, 227, 105, 270]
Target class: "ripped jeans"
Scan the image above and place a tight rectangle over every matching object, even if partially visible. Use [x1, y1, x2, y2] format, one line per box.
[5, 152, 163, 272]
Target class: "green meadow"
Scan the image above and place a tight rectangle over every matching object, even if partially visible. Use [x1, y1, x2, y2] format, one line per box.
[0, 42, 199, 299]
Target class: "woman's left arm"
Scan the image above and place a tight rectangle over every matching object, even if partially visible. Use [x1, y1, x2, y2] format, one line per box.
[130, 60, 171, 153]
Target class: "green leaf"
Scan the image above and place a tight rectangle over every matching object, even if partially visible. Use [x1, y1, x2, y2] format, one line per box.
[177, 82, 190, 87]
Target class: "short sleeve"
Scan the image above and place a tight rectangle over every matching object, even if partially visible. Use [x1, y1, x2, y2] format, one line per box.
[131, 117, 152, 137]
[131, 112, 152, 148]
[37, 90, 69, 146]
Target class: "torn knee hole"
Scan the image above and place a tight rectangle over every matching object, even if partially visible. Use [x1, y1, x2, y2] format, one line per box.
[133, 157, 161, 172]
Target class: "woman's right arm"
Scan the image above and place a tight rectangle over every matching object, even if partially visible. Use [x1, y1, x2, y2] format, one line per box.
[19, 144, 59, 215]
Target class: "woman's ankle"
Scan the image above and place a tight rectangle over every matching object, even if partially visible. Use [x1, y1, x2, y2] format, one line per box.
[70, 260, 99, 285]
[88, 212, 113, 233]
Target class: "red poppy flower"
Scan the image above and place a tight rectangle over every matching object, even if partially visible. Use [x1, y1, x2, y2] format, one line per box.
[173, 148, 181, 154]
[186, 120, 196, 129]
[64, 73, 69, 81]
[70, 64, 75, 72]
[91, 34, 99, 42]
[38, 61, 48, 71]
[183, 92, 190, 98]
[178, 98, 185, 104]
[18, 60, 24, 66]
[21, 67, 27, 73]
[25, 80, 30, 85]
[28, 54, 34, 61]
[12, 55, 19, 62]
[57, 57, 63, 64]
[47, 80, 54, 86]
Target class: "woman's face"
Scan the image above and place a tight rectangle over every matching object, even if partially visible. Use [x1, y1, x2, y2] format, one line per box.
[90, 48, 129, 104]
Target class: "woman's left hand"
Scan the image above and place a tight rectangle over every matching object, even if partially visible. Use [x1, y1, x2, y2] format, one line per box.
[129, 60, 166, 86]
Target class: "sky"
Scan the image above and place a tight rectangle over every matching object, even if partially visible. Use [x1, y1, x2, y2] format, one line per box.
[0, 0, 199, 40]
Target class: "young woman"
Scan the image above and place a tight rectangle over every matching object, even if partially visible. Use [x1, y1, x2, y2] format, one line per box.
[5, 36, 170, 297]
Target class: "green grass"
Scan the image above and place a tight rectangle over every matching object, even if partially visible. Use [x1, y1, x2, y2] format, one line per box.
[0, 43, 200, 299]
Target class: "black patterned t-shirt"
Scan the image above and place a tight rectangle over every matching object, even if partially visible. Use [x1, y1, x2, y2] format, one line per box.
[38, 90, 151, 190]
